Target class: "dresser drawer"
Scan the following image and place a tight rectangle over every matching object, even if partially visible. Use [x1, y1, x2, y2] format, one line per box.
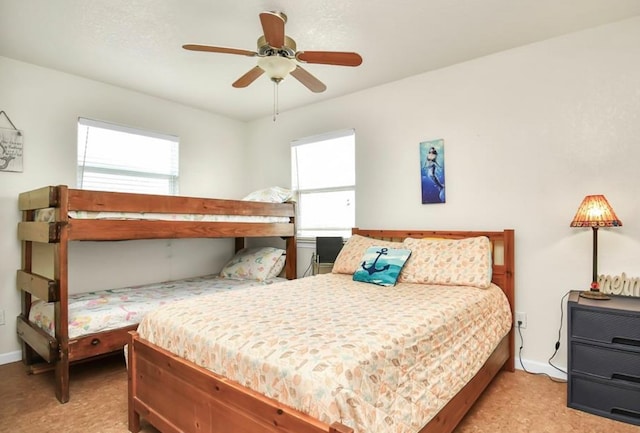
[571, 307, 640, 345]
[571, 341, 640, 382]
[569, 375, 640, 425]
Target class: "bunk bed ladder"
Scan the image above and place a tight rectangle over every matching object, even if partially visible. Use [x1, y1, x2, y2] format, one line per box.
[17, 185, 71, 403]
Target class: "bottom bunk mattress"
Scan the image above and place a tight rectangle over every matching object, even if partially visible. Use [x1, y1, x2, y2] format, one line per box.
[136, 272, 512, 433]
[29, 274, 284, 339]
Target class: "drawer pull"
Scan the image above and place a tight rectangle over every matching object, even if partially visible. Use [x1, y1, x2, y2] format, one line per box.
[612, 407, 640, 420]
[612, 373, 640, 384]
[91, 338, 100, 346]
[612, 337, 640, 347]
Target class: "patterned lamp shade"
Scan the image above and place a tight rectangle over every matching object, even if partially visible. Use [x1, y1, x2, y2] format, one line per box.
[570, 194, 622, 299]
[570, 195, 622, 228]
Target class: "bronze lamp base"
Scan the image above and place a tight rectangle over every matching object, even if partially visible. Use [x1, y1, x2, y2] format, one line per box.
[579, 290, 610, 300]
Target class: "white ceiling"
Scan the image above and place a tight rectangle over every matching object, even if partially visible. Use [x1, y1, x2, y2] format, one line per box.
[2, 0, 639, 122]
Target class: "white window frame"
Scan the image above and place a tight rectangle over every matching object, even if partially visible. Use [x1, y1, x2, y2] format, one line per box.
[77, 117, 179, 195]
[291, 129, 355, 240]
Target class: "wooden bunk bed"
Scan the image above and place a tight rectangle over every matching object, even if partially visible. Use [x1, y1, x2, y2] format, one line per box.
[16, 185, 297, 403]
[128, 228, 515, 433]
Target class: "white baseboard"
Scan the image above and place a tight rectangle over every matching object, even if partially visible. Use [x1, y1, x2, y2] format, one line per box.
[515, 357, 567, 381]
[0, 350, 21, 366]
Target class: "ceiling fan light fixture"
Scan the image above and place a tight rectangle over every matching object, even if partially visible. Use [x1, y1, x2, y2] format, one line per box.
[183, 11, 361, 93]
[257, 56, 296, 82]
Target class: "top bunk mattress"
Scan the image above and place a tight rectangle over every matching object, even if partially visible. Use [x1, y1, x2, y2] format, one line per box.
[34, 208, 290, 223]
[137, 272, 512, 433]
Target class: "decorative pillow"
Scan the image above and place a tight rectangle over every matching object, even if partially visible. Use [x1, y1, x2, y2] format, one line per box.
[242, 187, 293, 203]
[220, 247, 285, 281]
[353, 247, 412, 287]
[332, 234, 404, 275]
[399, 236, 493, 288]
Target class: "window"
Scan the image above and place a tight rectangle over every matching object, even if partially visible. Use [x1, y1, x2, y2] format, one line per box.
[77, 118, 179, 195]
[291, 129, 355, 239]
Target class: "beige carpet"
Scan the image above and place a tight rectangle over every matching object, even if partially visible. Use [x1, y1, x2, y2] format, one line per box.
[0, 354, 637, 433]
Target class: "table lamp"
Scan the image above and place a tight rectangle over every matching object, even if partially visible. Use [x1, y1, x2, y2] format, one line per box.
[570, 195, 622, 300]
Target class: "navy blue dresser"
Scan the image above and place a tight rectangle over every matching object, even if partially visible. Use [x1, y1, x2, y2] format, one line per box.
[567, 291, 640, 425]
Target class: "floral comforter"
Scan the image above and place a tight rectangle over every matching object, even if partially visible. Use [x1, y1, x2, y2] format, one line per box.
[29, 275, 283, 339]
[137, 273, 512, 433]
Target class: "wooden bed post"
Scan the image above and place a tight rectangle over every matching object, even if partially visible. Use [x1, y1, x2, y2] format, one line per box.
[235, 237, 245, 253]
[54, 185, 70, 403]
[503, 228, 516, 372]
[128, 332, 141, 432]
[285, 234, 297, 279]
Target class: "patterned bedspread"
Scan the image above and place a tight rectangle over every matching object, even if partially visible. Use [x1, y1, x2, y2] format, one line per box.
[29, 275, 283, 339]
[137, 273, 512, 433]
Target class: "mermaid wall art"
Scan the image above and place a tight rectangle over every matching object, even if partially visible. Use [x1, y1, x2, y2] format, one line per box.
[420, 139, 445, 204]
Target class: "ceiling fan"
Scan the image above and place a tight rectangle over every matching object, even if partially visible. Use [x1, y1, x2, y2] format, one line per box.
[183, 11, 363, 93]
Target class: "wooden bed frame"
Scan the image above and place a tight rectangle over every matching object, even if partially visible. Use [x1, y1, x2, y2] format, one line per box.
[128, 228, 515, 433]
[16, 185, 297, 403]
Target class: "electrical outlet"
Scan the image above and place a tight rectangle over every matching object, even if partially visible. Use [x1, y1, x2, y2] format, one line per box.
[515, 312, 527, 329]
[0, 309, 5, 326]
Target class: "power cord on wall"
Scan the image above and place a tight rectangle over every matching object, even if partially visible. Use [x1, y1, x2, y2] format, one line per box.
[517, 291, 570, 383]
[302, 252, 315, 277]
[548, 291, 571, 376]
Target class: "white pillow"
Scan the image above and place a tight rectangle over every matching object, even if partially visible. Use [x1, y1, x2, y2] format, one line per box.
[220, 247, 286, 281]
[242, 187, 293, 203]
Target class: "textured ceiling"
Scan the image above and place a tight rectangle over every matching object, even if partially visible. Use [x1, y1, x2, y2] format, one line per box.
[1, 0, 639, 121]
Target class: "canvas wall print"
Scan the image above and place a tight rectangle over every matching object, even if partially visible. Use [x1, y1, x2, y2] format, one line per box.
[420, 139, 445, 203]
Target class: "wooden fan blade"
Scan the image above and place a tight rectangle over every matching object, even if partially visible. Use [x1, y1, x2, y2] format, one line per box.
[296, 51, 362, 67]
[259, 11, 285, 48]
[183, 44, 257, 57]
[290, 66, 326, 93]
[232, 66, 264, 88]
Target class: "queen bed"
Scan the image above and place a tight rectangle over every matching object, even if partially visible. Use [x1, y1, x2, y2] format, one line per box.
[128, 228, 515, 433]
[16, 185, 297, 403]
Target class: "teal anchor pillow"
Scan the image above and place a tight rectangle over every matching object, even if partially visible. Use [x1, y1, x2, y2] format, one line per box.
[353, 247, 412, 287]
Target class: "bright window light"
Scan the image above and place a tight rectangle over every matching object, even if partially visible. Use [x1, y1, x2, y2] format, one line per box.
[77, 118, 179, 195]
[291, 129, 355, 238]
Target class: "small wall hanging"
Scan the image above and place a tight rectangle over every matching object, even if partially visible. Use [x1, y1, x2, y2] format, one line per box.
[0, 110, 23, 172]
[420, 138, 445, 204]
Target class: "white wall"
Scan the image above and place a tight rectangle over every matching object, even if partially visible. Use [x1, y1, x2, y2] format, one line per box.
[0, 56, 248, 360]
[246, 17, 640, 374]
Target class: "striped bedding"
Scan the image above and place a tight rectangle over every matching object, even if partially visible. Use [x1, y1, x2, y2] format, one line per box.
[137, 272, 512, 433]
[29, 274, 284, 339]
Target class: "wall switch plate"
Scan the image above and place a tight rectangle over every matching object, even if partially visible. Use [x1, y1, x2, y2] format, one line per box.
[515, 312, 527, 329]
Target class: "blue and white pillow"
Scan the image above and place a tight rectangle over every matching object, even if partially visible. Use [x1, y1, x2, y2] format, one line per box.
[353, 247, 412, 287]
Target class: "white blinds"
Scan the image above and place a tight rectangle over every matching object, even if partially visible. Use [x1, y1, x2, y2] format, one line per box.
[291, 129, 355, 238]
[77, 118, 179, 195]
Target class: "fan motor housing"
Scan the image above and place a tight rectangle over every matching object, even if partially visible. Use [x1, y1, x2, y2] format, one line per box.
[257, 35, 297, 57]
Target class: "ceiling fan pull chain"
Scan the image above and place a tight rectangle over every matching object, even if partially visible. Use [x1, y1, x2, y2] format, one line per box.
[276, 82, 280, 116]
[273, 81, 277, 121]
[272, 81, 281, 121]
